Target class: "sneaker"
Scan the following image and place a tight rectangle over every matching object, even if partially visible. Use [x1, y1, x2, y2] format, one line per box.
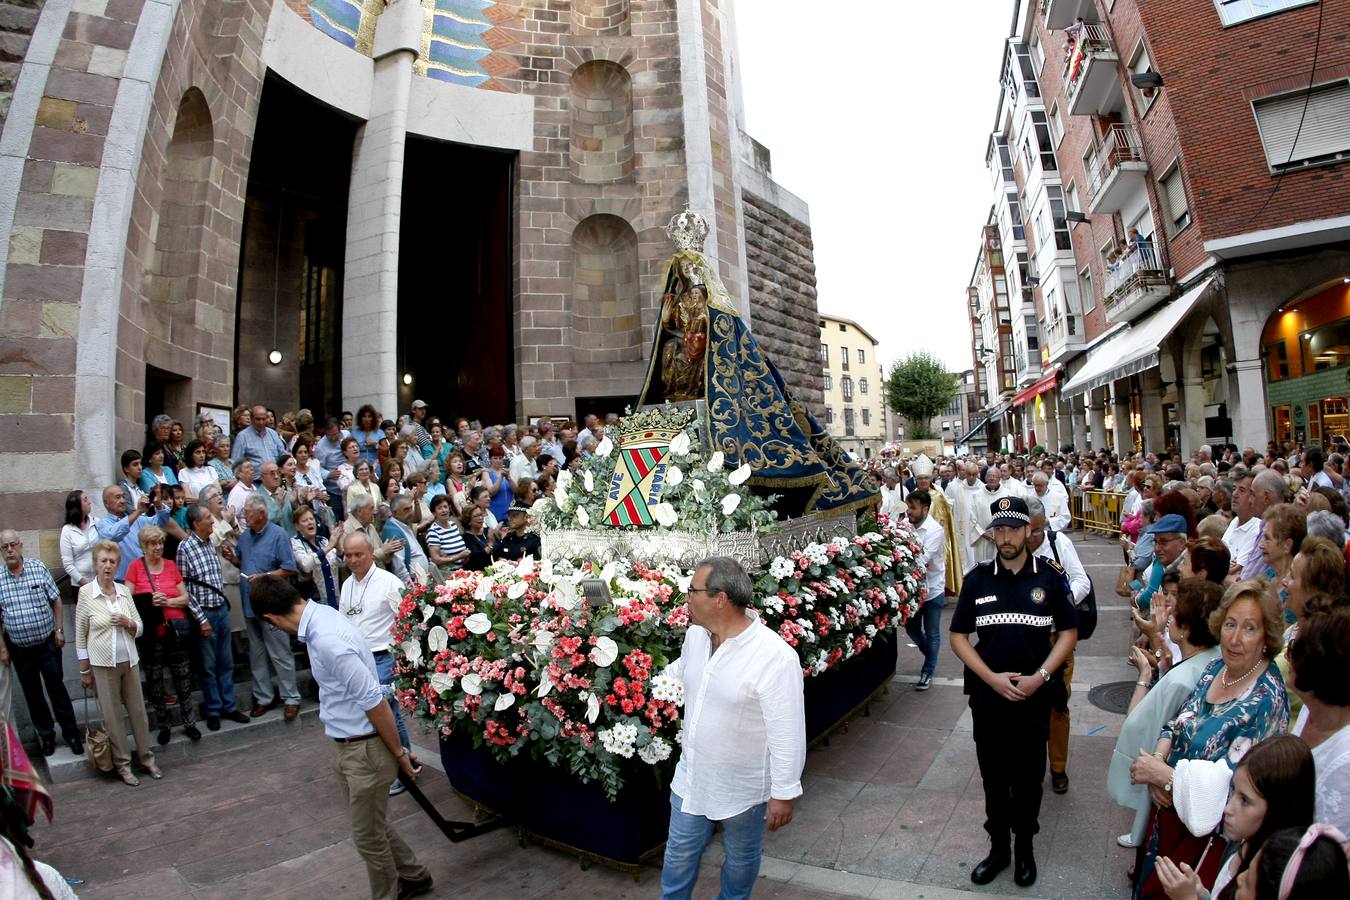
[1117, 833, 1140, 848]
[915, 672, 932, 691]
[389, 780, 407, 797]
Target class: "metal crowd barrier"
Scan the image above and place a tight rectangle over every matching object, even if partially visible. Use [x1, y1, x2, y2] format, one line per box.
[1072, 489, 1123, 536]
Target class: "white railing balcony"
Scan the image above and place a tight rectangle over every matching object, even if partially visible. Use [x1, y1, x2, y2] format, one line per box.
[1064, 23, 1123, 116]
[1104, 244, 1172, 323]
[1043, 0, 1096, 31]
[1087, 124, 1150, 215]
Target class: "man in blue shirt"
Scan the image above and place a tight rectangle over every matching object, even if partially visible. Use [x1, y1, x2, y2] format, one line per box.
[96, 484, 174, 580]
[222, 495, 299, 719]
[248, 574, 432, 900]
[230, 404, 287, 484]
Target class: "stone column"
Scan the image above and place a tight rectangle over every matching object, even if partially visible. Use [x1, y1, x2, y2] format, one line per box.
[1229, 359, 1269, 450]
[1044, 391, 1061, 452]
[341, 1, 422, 417]
[1179, 376, 1208, 456]
[1113, 379, 1133, 456]
[1067, 392, 1084, 450]
[1088, 387, 1107, 451]
[1140, 368, 1167, 454]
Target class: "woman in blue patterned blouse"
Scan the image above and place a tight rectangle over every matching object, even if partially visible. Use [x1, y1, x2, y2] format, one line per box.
[1128, 578, 1290, 899]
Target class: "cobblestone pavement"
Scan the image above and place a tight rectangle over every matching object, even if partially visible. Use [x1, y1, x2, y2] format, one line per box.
[31, 531, 1137, 899]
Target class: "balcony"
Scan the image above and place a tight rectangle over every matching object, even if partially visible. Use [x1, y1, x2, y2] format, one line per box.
[1104, 244, 1172, 323]
[1043, 0, 1097, 31]
[1043, 313, 1087, 365]
[1086, 124, 1150, 215]
[1064, 23, 1124, 117]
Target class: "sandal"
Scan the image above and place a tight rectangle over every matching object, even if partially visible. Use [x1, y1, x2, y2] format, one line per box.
[143, 762, 163, 780]
[117, 768, 140, 787]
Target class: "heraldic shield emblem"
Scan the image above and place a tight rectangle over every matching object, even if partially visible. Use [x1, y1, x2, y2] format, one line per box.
[603, 426, 678, 526]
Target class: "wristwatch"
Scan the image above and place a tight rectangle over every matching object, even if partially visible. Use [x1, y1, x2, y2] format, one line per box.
[396, 747, 410, 759]
[1038, 667, 1051, 683]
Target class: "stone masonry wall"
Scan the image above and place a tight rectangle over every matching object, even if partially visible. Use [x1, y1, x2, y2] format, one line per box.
[742, 189, 822, 410]
[0, 0, 48, 132]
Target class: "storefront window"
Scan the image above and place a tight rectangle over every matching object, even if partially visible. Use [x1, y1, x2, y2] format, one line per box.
[1268, 340, 1289, 381]
[1323, 398, 1349, 443]
[1274, 405, 1293, 446]
[1303, 318, 1350, 372]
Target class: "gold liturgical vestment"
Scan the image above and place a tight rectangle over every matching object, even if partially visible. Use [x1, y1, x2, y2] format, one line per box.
[926, 486, 963, 596]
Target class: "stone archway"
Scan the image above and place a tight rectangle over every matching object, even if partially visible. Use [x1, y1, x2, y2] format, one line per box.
[1175, 314, 1230, 453]
[570, 214, 641, 363]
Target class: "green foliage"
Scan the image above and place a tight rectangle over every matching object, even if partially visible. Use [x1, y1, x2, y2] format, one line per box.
[886, 352, 958, 439]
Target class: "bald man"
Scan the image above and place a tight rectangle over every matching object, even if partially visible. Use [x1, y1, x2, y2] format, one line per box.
[95, 483, 173, 580]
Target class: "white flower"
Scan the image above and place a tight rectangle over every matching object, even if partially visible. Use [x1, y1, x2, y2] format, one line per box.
[550, 582, 579, 611]
[539, 557, 554, 583]
[555, 469, 573, 498]
[576, 506, 590, 527]
[669, 431, 691, 456]
[464, 613, 492, 635]
[768, 557, 795, 580]
[706, 450, 724, 472]
[429, 672, 456, 695]
[650, 673, 685, 705]
[595, 436, 614, 457]
[532, 629, 554, 651]
[600, 561, 619, 583]
[721, 494, 742, 516]
[676, 572, 693, 594]
[691, 479, 705, 497]
[400, 640, 423, 666]
[585, 691, 601, 723]
[665, 465, 683, 487]
[728, 462, 752, 486]
[598, 722, 638, 758]
[536, 677, 554, 698]
[426, 625, 449, 653]
[652, 502, 679, 527]
[638, 736, 672, 765]
[582, 469, 594, 493]
[515, 555, 535, 577]
[421, 604, 436, 624]
[494, 693, 515, 712]
[590, 636, 618, 667]
[461, 673, 483, 696]
[474, 578, 493, 602]
[507, 580, 529, 600]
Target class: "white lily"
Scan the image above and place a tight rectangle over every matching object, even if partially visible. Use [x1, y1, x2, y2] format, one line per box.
[555, 469, 573, 496]
[576, 506, 590, 527]
[676, 573, 693, 593]
[474, 578, 493, 602]
[582, 469, 594, 493]
[585, 692, 601, 723]
[590, 636, 618, 667]
[494, 693, 516, 712]
[515, 555, 534, 577]
[600, 561, 619, 583]
[507, 580, 529, 600]
[665, 465, 683, 487]
[426, 625, 449, 653]
[532, 629, 555, 651]
[536, 677, 554, 698]
[595, 436, 614, 457]
[652, 502, 679, 527]
[721, 493, 742, 515]
[461, 673, 483, 696]
[692, 478, 706, 497]
[429, 672, 455, 695]
[401, 640, 423, 666]
[729, 462, 752, 486]
[421, 604, 436, 623]
[539, 557, 554, 583]
[706, 450, 724, 472]
[464, 613, 492, 635]
[550, 581, 579, 610]
[669, 431, 691, 456]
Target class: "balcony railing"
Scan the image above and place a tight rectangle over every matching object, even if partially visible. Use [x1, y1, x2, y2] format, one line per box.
[1104, 243, 1169, 313]
[1063, 23, 1122, 115]
[1087, 124, 1142, 197]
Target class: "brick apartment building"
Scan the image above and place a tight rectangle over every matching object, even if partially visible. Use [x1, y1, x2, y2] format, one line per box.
[966, 0, 1350, 457]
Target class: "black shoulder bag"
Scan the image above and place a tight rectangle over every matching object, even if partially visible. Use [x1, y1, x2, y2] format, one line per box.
[1046, 529, 1098, 641]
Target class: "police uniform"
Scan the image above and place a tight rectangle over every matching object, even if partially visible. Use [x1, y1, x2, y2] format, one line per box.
[950, 496, 1078, 875]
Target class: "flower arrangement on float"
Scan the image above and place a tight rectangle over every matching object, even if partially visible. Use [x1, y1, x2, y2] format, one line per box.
[391, 516, 925, 799]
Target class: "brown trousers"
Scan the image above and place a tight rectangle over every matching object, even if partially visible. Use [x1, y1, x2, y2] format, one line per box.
[91, 662, 155, 771]
[334, 738, 428, 900]
[1049, 649, 1075, 774]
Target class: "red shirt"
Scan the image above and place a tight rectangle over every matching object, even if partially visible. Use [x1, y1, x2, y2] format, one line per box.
[124, 557, 187, 621]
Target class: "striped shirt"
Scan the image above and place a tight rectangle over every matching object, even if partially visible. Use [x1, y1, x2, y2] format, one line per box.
[427, 521, 467, 572]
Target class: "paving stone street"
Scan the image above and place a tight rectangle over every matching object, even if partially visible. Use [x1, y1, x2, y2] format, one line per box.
[32, 532, 1140, 899]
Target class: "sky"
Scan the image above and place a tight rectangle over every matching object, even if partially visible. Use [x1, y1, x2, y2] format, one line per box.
[733, 1, 1016, 376]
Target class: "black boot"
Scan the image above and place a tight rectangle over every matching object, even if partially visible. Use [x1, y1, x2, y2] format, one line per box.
[1014, 838, 1037, 888]
[971, 845, 1011, 885]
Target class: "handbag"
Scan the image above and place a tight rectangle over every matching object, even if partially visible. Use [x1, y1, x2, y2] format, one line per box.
[1115, 565, 1136, 598]
[83, 689, 114, 774]
[1047, 529, 1099, 641]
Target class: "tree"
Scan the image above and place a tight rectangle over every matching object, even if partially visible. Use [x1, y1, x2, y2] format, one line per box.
[886, 352, 958, 440]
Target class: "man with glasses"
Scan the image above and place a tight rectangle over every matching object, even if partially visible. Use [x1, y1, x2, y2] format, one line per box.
[1025, 498, 1091, 796]
[659, 557, 805, 900]
[0, 530, 80, 756]
[949, 497, 1078, 889]
[338, 531, 410, 796]
[230, 404, 286, 484]
[1137, 513, 1189, 614]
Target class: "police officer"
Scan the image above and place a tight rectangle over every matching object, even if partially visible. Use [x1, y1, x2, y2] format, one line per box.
[949, 496, 1078, 888]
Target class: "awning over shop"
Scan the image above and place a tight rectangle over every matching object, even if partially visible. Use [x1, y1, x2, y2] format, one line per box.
[1060, 275, 1216, 399]
[955, 416, 990, 445]
[1011, 370, 1060, 407]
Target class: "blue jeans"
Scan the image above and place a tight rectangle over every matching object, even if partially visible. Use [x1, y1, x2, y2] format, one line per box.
[660, 793, 766, 900]
[198, 606, 237, 716]
[904, 596, 945, 678]
[374, 651, 409, 750]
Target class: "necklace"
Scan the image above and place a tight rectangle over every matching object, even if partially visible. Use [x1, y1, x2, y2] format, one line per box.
[1221, 656, 1264, 688]
[345, 571, 373, 618]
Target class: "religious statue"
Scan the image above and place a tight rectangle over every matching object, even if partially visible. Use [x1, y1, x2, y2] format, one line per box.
[657, 259, 711, 401]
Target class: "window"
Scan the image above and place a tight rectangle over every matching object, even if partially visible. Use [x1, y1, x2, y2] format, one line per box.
[1030, 31, 1045, 74]
[1014, 43, 1041, 99]
[1046, 185, 1072, 250]
[997, 140, 1015, 183]
[862, 408, 871, 427]
[844, 408, 856, 436]
[1268, 339, 1289, 381]
[1159, 164, 1191, 235]
[1030, 110, 1058, 171]
[1065, 180, 1080, 213]
[825, 407, 835, 425]
[819, 343, 828, 363]
[1045, 283, 1061, 323]
[1215, 0, 1317, 27]
[840, 347, 850, 371]
[841, 376, 854, 401]
[823, 374, 832, 391]
[1007, 191, 1026, 242]
[1129, 44, 1158, 114]
[838, 323, 846, 331]
[857, 348, 865, 364]
[1253, 81, 1350, 172]
[1049, 103, 1064, 147]
[1079, 265, 1096, 314]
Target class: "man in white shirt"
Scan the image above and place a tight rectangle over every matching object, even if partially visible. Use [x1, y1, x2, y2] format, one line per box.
[339, 531, 412, 796]
[970, 466, 1016, 569]
[1222, 471, 1263, 577]
[510, 436, 541, 485]
[249, 574, 431, 900]
[227, 459, 255, 521]
[661, 557, 805, 900]
[905, 489, 946, 692]
[948, 462, 984, 575]
[879, 469, 904, 520]
[1032, 473, 1072, 532]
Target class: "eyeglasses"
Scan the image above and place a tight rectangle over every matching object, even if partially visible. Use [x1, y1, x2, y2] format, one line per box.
[685, 586, 712, 595]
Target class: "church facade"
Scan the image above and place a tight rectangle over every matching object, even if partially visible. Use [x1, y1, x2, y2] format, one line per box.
[0, 0, 821, 557]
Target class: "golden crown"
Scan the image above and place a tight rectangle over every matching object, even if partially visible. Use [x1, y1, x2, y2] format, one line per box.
[665, 206, 709, 253]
